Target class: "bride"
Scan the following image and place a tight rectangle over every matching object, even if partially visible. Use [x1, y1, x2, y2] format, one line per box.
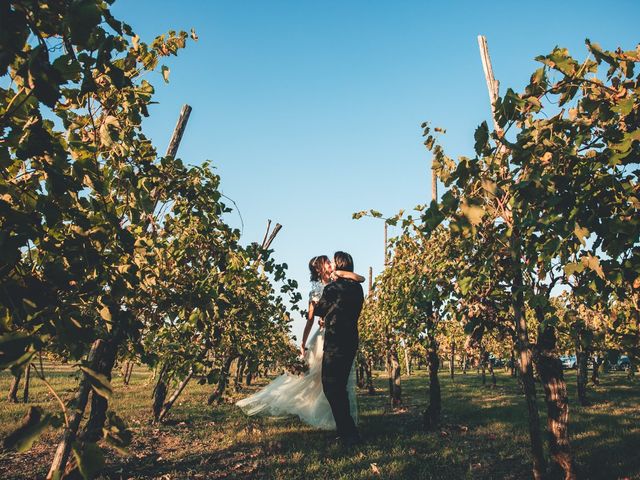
[236, 255, 365, 429]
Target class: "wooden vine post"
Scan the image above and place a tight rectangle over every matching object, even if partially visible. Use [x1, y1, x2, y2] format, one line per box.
[157, 369, 195, 422]
[365, 266, 375, 394]
[166, 104, 192, 159]
[382, 219, 401, 405]
[22, 363, 31, 403]
[477, 35, 547, 479]
[431, 163, 438, 202]
[384, 222, 389, 266]
[149, 104, 194, 421]
[423, 119, 442, 429]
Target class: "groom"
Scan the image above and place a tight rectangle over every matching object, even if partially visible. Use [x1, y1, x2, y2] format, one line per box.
[313, 251, 364, 446]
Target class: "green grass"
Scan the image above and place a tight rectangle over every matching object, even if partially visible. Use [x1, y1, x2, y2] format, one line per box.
[0, 366, 638, 479]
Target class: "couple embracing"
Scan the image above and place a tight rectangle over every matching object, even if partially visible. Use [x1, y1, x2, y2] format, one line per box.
[237, 251, 365, 447]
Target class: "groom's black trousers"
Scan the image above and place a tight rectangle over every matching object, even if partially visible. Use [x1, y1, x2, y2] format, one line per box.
[322, 348, 357, 438]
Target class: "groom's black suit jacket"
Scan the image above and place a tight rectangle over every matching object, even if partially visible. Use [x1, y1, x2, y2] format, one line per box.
[314, 278, 364, 355]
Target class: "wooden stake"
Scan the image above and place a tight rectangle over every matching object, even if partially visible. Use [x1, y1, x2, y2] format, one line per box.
[146, 104, 193, 224]
[158, 369, 194, 422]
[263, 223, 282, 250]
[477, 35, 548, 479]
[124, 362, 134, 385]
[384, 223, 388, 266]
[261, 219, 272, 249]
[256, 221, 282, 264]
[404, 343, 411, 377]
[166, 104, 192, 159]
[23, 363, 31, 403]
[7, 369, 22, 403]
[477, 35, 503, 137]
[431, 167, 437, 203]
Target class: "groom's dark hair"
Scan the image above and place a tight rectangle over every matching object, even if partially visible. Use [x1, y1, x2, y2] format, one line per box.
[334, 251, 354, 272]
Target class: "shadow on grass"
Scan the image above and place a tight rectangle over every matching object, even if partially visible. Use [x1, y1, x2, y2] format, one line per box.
[569, 410, 640, 479]
[2, 369, 638, 479]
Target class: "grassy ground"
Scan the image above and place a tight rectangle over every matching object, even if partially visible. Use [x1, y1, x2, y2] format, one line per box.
[0, 365, 638, 479]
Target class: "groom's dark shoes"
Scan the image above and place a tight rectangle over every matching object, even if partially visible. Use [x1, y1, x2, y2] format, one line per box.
[330, 432, 361, 449]
[341, 432, 362, 449]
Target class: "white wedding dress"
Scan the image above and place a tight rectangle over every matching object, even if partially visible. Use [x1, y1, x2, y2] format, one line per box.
[236, 281, 358, 430]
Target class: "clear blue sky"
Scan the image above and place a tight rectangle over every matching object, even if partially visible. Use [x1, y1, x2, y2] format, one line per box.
[112, 0, 639, 342]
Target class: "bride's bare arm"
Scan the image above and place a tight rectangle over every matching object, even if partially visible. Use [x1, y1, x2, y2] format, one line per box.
[300, 301, 316, 356]
[333, 270, 365, 283]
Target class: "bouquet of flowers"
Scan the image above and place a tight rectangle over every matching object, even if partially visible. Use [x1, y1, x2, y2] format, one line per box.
[287, 356, 309, 376]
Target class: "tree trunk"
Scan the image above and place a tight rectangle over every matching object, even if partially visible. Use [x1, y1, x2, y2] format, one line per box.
[449, 340, 455, 380]
[488, 358, 496, 387]
[81, 338, 119, 442]
[7, 369, 22, 403]
[152, 363, 169, 421]
[208, 355, 234, 405]
[535, 324, 577, 480]
[576, 351, 589, 406]
[245, 357, 257, 386]
[477, 34, 545, 476]
[357, 359, 366, 389]
[511, 234, 546, 479]
[235, 357, 246, 391]
[404, 345, 411, 376]
[121, 361, 130, 383]
[47, 340, 104, 480]
[591, 356, 602, 386]
[510, 349, 517, 377]
[22, 363, 31, 403]
[386, 350, 393, 399]
[462, 353, 468, 374]
[627, 355, 636, 379]
[366, 357, 375, 395]
[424, 333, 441, 429]
[158, 370, 194, 422]
[390, 348, 402, 407]
[124, 361, 134, 385]
[481, 348, 487, 386]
